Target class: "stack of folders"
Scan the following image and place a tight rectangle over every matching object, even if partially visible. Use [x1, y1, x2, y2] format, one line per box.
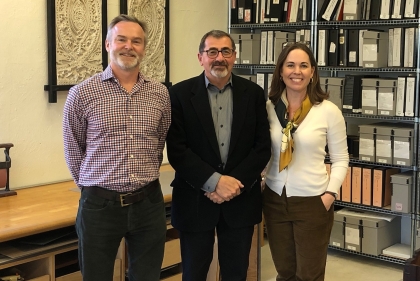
[319, 0, 419, 21]
[231, 0, 312, 25]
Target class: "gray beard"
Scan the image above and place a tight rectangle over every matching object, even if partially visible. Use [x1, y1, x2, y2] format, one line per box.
[210, 68, 228, 78]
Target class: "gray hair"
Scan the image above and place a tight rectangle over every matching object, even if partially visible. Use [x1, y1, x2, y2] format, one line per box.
[106, 14, 148, 46]
[198, 30, 236, 53]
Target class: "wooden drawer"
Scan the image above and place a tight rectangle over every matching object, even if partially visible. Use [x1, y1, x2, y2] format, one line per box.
[161, 272, 182, 281]
[28, 276, 50, 281]
[56, 259, 122, 281]
[162, 238, 181, 269]
[55, 271, 82, 281]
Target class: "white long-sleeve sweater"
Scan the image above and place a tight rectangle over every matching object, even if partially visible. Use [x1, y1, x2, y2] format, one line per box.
[265, 99, 349, 197]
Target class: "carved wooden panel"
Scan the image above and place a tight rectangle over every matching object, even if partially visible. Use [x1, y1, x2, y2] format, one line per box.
[55, 0, 103, 85]
[128, 0, 166, 82]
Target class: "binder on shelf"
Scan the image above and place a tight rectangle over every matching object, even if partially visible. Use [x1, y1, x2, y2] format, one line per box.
[364, 0, 372, 19]
[267, 30, 274, 65]
[339, 29, 348, 66]
[231, 0, 239, 24]
[288, 0, 300, 22]
[373, 167, 400, 208]
[388, 28, 394, 67]
[351, 165, 362, 204]
[341, 166, 352, 202]
[243, 0, 253, 22]
[358, 29, 367, 67]
[392, 27, 403, 67]
[282, 0, 289, 22]
[404, 27, 417, 68]
[328, 29, 340, 67]
[395, 76, 406, 116]
[391, 0, 405, 18]
[256, 73, 269, 99]
[269, 0, 285, 22]
[260, 31, 268, 64]
[238, 0, 246, 23]
[252, 0, 259, 23]
[347, 29, 359, 67]
[334, 0, 345, 20]
[369, 0, 381, 19]
[404, 0, 418, 18]
[404, 76, 415, 117]
[362, 166, 374, 206]
[379, 0, 392, 19]
[321, 0, 341, 21]
[260, 0, 266, 23]
[318, 30, 329, 66]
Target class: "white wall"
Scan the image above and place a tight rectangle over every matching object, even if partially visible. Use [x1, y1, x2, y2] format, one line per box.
[0, 0, 227, 189]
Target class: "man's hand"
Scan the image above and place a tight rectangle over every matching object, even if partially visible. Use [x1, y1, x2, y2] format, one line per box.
[215, 175, 244, 201]
[205, 192, 225, 204]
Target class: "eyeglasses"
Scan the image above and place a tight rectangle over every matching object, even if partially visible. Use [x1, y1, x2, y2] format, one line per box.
[202, 48, 235, 59]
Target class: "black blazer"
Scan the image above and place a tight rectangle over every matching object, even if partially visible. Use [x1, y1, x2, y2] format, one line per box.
[166, 72, 271, 232]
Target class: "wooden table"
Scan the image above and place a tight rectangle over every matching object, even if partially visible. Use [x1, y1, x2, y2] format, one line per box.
[0, 165, 175, 243]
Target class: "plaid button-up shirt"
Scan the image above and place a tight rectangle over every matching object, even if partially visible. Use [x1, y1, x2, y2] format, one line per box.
[63, 66, 171, 192]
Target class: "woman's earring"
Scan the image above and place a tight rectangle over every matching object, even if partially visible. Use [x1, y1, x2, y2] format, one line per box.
[310, 77, 313, 83]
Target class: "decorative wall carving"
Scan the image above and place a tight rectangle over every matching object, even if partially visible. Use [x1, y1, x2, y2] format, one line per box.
[55, 0, 103, 85]
[128, 0, 166, 82]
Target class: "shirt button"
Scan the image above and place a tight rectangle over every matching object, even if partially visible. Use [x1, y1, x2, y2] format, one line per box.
[131, 174, 135, 177]
[130, 135, 134, 139]
[220, 125, 223, 128]
[219, 107, 222, 110]
[130, 155, 134, 158]
[130, 115, 133, 119]
[221, 143, 224, 146]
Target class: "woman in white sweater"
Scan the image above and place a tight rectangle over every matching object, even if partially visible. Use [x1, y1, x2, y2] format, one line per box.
[263, 42, 349, 281]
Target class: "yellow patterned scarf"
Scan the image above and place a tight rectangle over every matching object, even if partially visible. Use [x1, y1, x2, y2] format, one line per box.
[278, 90, 312, 172]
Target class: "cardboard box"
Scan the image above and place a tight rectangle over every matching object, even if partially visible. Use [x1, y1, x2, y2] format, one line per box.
[362, 30, 389, 68]
[375, 125, 394, 164]
[391, 171, 413, 213]
[377, 79, 397, 116]
[240, 34, 261, 64]
[338, 208, 401, 256]
[359, 124, 376, 162]
[274, 31, 295, 63]
[361, 78, 378, 115]
[230, 34, 241, 65]
[393, 127, 414, 166]
[330, 211, 345, 248]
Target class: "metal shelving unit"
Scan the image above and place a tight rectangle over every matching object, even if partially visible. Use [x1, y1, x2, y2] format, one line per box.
[228, 0, 420, 264]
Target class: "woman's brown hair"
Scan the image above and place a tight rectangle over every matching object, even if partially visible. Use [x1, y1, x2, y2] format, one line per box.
[268, 42, 328, 105]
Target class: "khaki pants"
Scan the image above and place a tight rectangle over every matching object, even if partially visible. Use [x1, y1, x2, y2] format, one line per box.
[262, 186, 334, 281]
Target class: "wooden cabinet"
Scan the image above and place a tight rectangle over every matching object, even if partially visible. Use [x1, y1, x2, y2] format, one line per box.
[0, 237, 125, 281]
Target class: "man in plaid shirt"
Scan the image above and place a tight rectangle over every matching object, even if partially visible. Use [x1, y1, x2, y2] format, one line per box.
[63, 14, 170, 281]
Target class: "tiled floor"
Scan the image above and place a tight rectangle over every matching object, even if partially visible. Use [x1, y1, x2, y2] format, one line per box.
[261, 240, 404, 281]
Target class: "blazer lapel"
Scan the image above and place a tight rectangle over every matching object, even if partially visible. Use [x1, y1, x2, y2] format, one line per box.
[229, 75, 249, 157]
[191, 73, 221, 159]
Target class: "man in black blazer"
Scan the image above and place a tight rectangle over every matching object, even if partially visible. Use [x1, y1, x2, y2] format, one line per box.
[166, 30, 271, 281]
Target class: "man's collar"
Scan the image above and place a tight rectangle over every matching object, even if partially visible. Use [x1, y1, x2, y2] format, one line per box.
[204, 74, 233, 89]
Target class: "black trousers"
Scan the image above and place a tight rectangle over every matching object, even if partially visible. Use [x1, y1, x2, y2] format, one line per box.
[178, 213, 255, 281]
